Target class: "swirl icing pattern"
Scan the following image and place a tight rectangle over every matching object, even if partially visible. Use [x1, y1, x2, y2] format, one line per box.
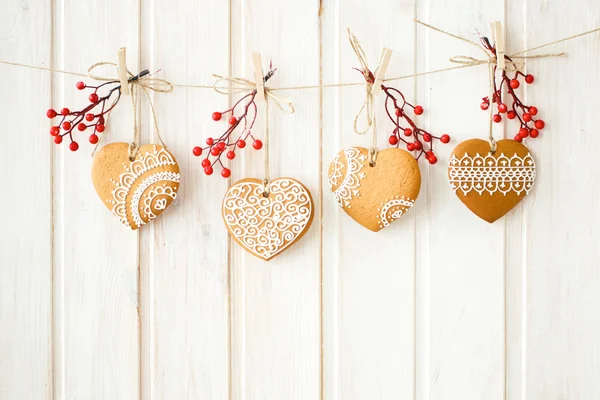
[92, 143, 180, 230]
[222, 177, 314, 261]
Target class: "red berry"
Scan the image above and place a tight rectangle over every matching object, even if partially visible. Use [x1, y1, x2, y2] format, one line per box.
[522, 113, 532, 122]
[218, 141, 226, 150]
[493, 114, 502, 123]
[534, 120, 545, 129]
[519, 128, 529, 138]
[440, 134, 450, 144]
[89, 93, 99, 103]
[229, 116, 238, 125]
[210, 147, 221, 156]
[76, 81, 86, 90]
[60, 108, 70, 116]
[423, 133, 432, 142]
[50, 126, 60, 136]
[528, 106, 538, 116]
[54, 135, 63, 144]
[414, 105, 424, 115]
[212, 112, 222, 121]
[480, 102, 489, 111]
[403, 128, 412, 137]
[426, 151, 434, 158]
[413, 141, 422, 150]
[77, 123, 86, 131]
[192, 146, 202, 156]
[507, 110, 516, 120]
[237, 139, 246, 148]
[226, 151, 236, 160]
[407, 143, 415, 151]
[253, 139, 263, 150]
[510, 79, 520, 89]
[201, 159, 211, 168]
[428, 155, 438, 165]
[204, 166, 214, 175]
[221, 168, 231, 178]
[69, 141, 79, 151]
[388, 135, 398, 145]
[46, 109, 57, 118]
[395, 108, 403, 117]
[514, 134, 523, 142]
[498, 103, 508, 113]
[525, 74, 534, 84]
[89, 134, 99, 144]
[62, 121, 72, 130]
[96, 124, 105, 133]
[206, 137, 214, 146]
[529, 129, 539, 138]
[85, 113, 95, 122]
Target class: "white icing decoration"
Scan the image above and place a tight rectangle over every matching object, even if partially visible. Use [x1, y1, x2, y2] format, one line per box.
[130, 172, 180, 227]
[223, 179, 312, 259]
[448, 152, 536, 196]
[109, 146, 180, 228]
[330, 148, 366, 208]
[377, 196, 415, 228]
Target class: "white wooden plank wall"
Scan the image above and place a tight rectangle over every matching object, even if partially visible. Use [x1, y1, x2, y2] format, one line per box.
[1, 0, 599, 399]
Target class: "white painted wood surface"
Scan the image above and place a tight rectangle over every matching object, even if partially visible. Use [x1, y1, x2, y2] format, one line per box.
[1, 0, 599, 399]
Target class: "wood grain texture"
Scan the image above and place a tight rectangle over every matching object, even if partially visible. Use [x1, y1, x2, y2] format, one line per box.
[415, 1, 506, 399]
[509, 1, 600, 399]
[322, 1, 417, 398]
[1, 1, 600, 399]
[229, 1, 321, 399]
[139, 0, 230, 398]
[52, 0, 141, 398]
[0, 1, 53, 399]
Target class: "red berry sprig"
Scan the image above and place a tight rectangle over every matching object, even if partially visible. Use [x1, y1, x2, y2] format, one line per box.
[192, 65, 276, 177]
[478, 37, 545, 143]
[46, 70, 149, 151]
[355, 68, 450, 165]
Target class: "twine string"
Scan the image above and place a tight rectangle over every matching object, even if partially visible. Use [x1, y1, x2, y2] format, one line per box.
[3, 19, 598, 93]
[347, 29, 382, 164]
[86, 62, 174, 160]
[487, 63, 497, 153]
[413, 19, 568, 149]
[1, 20, 598, 155]
[210, 72, 294, 196]
[263, 98, 270, 196]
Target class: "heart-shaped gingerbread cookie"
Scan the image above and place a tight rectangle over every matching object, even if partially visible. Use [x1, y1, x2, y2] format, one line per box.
[222, 177, 314, 261]
[91, 142, 180, 230]
[448, 138, 536, 223]
[328, 147, 421, 231]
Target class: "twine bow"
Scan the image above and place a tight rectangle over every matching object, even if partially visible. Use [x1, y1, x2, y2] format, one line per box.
[211, 70, 294, 196]
[348, 29, 386, 164]
[212, 74, 294, 114]
[415, 20, 566, 153]
[87, 62, 174, 160]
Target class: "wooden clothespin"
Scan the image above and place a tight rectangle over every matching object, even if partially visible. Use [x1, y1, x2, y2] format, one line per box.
[490, 21, 506, 70]
[371, 48, 392, 96]
[117, 47, 130, 96]
[252, 52, 266, 103]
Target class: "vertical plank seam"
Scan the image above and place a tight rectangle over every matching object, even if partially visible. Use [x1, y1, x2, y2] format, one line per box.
[53, 0, 67, 397]
[520, 2, 528, 398]
[318, 1, 324, 400]
[227, 0, 234, 399]
[136, 1, 144, 399]
[412, 0, 418, 396]
[136, 0, 145, 398]
[503, 4, 509, 400]
[412, 1, 421, 398]
[50, 0, 56, 397]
